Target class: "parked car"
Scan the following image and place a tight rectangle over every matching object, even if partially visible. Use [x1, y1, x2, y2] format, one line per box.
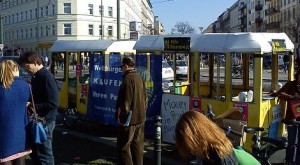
[162, 61, 174, 80]
[162, 79, 174, 93]
[172, 60, 188, 78]
[0, 56, 31, 82]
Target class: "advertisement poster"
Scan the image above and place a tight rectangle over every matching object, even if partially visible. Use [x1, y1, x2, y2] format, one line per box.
[87, 54, 162, 136]
[233, 103, 248, 121]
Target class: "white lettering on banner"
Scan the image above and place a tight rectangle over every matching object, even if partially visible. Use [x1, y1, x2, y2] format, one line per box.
[93, 105, 116, 112]
[161, 94, 189, 144]
[92, 78, 122, 86]
[94, 65, 122, 73]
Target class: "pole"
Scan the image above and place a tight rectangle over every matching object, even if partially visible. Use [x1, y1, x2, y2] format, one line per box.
[101, 0, 103, 40]
[154, 115, 162, 165]
[0, 14, 3, 56]
[117, 0, 120, 40]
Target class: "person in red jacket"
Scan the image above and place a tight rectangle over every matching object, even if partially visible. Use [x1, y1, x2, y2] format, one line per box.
[115, 56, 147, 165]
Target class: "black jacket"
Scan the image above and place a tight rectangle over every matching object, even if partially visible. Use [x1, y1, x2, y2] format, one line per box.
[31, 67, 59, 121]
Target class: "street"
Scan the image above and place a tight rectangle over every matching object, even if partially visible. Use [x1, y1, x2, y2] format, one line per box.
[25, 116, 184, 165]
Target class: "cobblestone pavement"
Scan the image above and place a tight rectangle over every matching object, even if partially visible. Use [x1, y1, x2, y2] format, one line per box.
[25, 116, 184, 165]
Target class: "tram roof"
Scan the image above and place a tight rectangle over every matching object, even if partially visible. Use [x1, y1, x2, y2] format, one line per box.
[134, 33, 294, 53]
[49, 40, 114, 52]
[106, 40, 136, 53]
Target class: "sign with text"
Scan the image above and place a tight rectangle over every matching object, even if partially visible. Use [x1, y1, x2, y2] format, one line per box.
[164, 37, 190, 51]
[233, 103, 248, 121]
[87, 54, 162, 136]
[190, 97, 202, 112]
[272, 39, 286, 52]
[161, 94, 189, 143]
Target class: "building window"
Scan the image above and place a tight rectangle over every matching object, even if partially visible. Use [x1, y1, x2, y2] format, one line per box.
[21, 12, 23, 21]
[64, 24, 71, 35]
[52, 4, 56, 15]
[52, 25, 56, 35]
[26, 29, 28, 38]
[108, 26, 112, 36]
[25, 11, 28, 20]
[88, 4, 93, 15]
[40, 26, 43, 37]
[46, 26, 49, 36]
[108, 6, 113, 17]
[40, 7, 43, 17]
[99, 25, 102, 36]
[30, 28, 33, 38]
[89, 24, 94, 35]
[46, 6, 49, 16]
[16, 13, 19, 22]
[30, 10, 32, 19]
[64, 3, 71, 14]
[35, 8, 37, 18]
[99, 5, 103, 16]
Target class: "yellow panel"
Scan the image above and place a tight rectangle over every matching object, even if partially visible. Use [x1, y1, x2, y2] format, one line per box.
[58, 81, 68, 109]
[77, 84, 88, 115]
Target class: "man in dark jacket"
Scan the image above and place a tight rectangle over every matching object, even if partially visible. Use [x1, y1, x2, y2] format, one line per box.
[115, 56, 147, 165]
[19, 51, 59, 165]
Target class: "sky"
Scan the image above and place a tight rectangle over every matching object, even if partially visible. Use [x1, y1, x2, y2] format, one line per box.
[151, 0, 237, 34]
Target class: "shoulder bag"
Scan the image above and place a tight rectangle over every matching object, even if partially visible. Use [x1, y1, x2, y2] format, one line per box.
[26, 84, 48, 144]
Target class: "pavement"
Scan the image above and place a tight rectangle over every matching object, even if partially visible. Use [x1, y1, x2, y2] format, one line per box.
[50, 114, 184, 165]
[26, 113, 288, 165]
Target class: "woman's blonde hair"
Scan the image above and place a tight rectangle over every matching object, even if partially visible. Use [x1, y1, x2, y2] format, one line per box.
[0, 60, 19, 89]
[175, 110, 233, 163]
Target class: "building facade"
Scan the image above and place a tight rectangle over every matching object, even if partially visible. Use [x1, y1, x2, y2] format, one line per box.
[0, 0, 163, 56]
[211, 0, 300, 56]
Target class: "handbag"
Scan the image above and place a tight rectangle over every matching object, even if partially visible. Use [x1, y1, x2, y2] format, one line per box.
[26, 84, 48, 144]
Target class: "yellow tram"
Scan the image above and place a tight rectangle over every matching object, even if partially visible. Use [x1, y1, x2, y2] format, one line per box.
[134, 32, 294, 150]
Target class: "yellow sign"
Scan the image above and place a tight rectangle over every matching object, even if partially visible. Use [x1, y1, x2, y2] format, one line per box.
[272, 39, 286, 52]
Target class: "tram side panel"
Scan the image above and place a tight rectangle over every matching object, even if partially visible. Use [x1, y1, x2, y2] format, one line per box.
[87, 53, 162, 136]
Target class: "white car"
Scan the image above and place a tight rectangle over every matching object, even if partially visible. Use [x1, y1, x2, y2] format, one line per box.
[172, 60, 188, 78]
[162, 61, 174, 80]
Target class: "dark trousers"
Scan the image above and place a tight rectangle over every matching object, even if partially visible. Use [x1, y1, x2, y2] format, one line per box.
[286, 125, 298, 165]
[117, 123, 145, 165]
[30, 121, 56, 165]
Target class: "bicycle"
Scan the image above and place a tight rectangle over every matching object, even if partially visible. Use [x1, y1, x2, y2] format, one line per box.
[244, 119, 300, 165]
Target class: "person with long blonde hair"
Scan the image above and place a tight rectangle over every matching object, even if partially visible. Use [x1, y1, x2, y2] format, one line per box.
[0, 60, 31, 165]
[175, 110, 260, 165]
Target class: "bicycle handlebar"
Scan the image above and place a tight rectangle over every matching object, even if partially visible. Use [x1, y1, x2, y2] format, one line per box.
[281, 119, 300, 126]
[220, 125, 244, 138]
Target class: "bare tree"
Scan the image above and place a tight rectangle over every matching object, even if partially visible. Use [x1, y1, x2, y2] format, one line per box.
[171, 22, 196, 34]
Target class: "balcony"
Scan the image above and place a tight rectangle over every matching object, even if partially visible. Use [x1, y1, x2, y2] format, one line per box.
[239, 2, 247, 10]
[238, 13, 246, 19]
[255, 17, 263, 24]
[265, 22, 280, 30]
[255, 4, 263, 11]
[265, 6, 280, 16]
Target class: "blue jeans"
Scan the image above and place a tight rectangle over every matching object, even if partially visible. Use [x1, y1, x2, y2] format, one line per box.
[285, 125, 298, 165]
[30, 121, 55, 165]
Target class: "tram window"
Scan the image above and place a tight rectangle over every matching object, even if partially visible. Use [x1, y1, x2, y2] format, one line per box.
[79, 52, 90, 84]
[199, 53, 209, 82]
[262, 54, 288, 93]
[51, 52, 65, 80]
[231, 54, 254, 103]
